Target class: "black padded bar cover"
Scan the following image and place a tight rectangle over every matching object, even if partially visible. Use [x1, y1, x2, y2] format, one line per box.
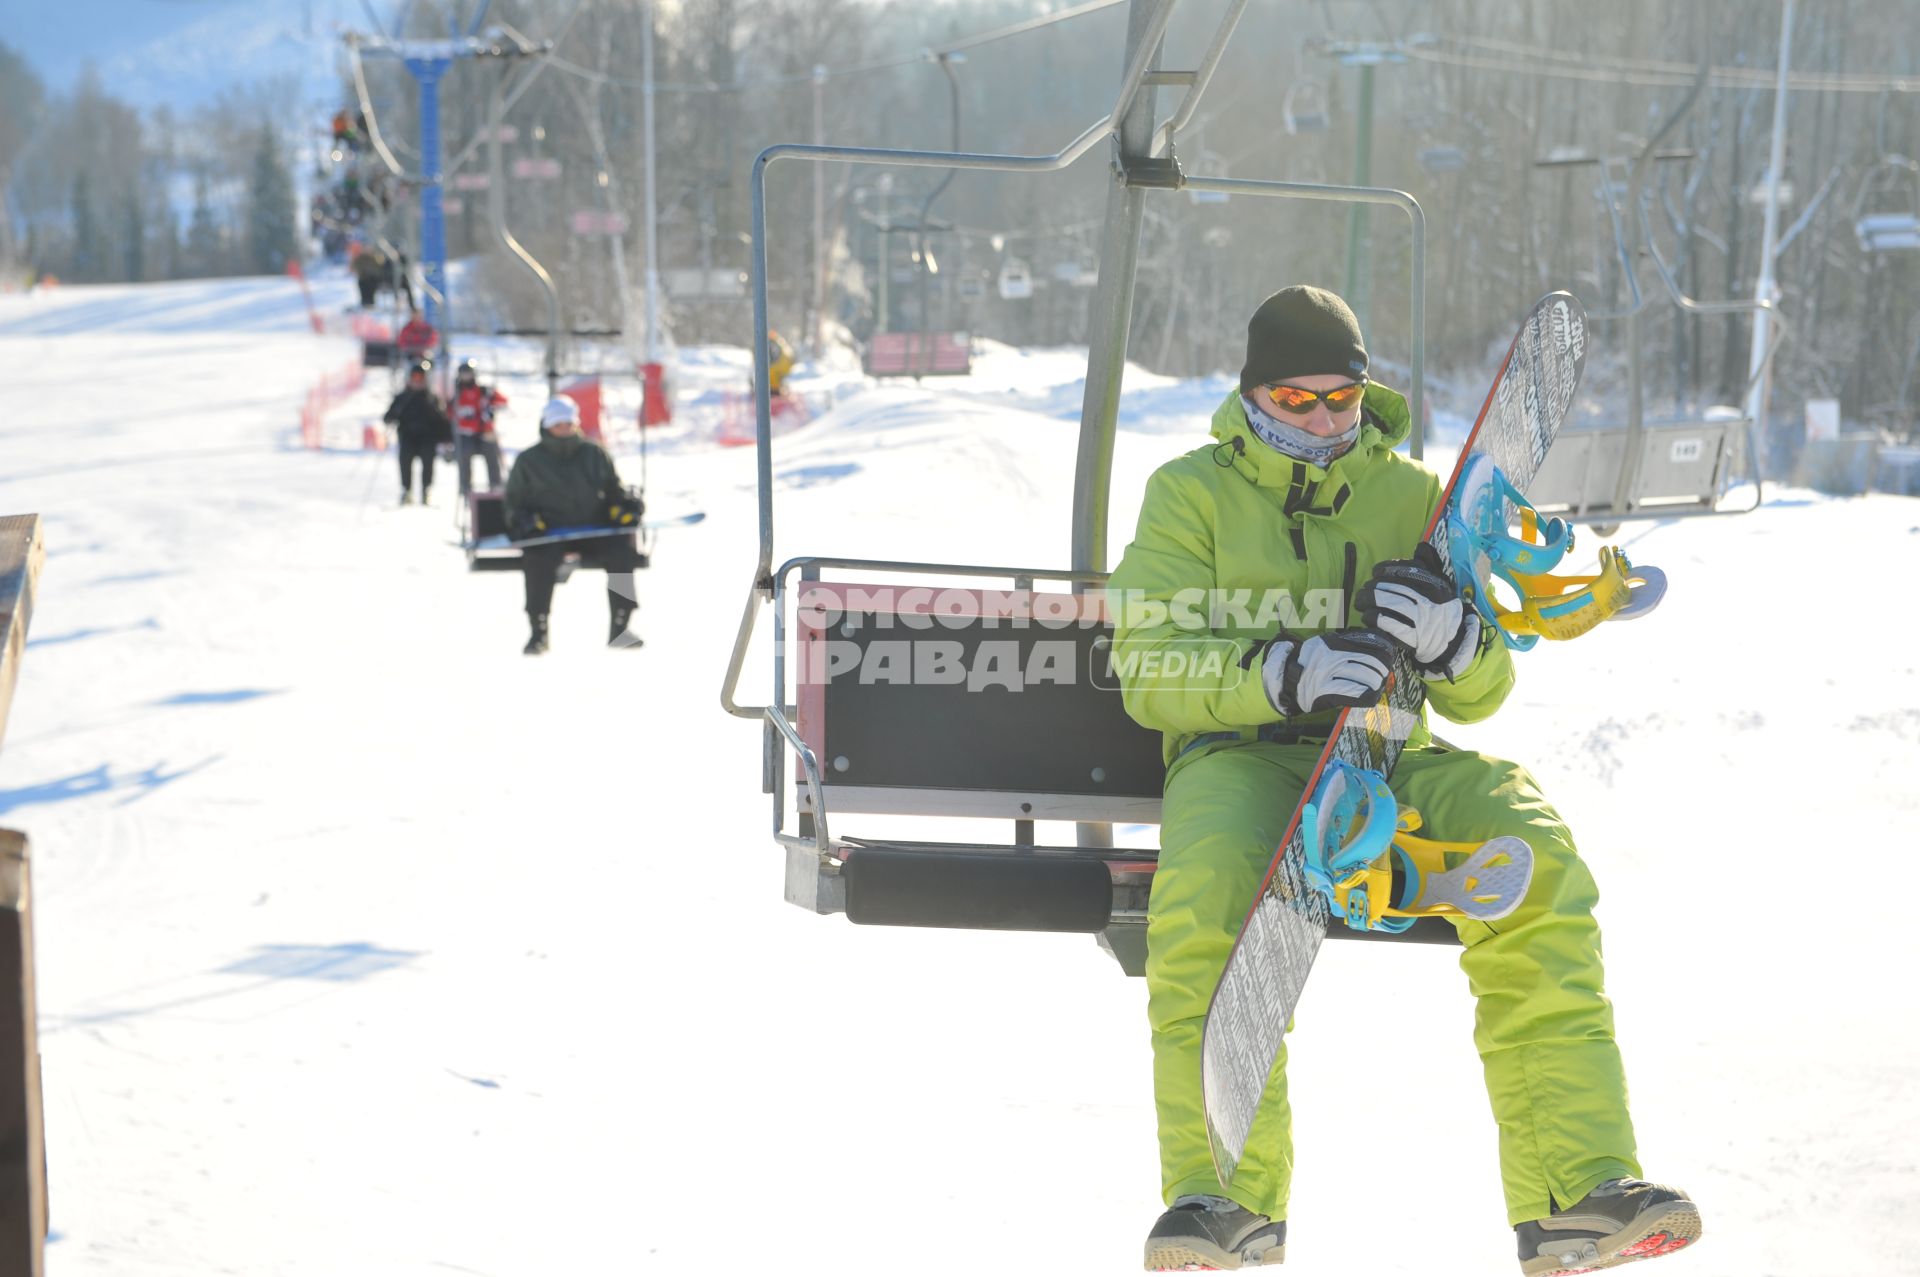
[821, 619, 1164, 799]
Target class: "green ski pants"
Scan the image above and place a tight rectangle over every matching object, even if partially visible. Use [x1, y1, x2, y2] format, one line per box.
[1148, 742, 1642, 1226]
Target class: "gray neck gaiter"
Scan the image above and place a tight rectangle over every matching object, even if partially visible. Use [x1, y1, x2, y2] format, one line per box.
[1240, 394, 1360, 467]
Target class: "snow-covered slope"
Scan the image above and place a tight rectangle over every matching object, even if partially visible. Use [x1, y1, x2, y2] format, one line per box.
[0, 274, 1914, 1276]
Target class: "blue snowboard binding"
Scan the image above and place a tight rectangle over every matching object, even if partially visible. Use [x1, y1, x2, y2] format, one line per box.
[1445, 453, 1666, 650]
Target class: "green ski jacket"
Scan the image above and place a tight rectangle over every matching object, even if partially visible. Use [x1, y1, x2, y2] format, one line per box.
[1106, 385, 1516, 766]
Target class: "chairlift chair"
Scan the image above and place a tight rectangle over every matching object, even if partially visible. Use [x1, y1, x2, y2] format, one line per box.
[1283, 82, 1329, 135]
[997, 258, 1033, 301]
[1852, 156, 1920, 254]
[728, 0, 1441, 975]
[1522, 28, 1777, 537]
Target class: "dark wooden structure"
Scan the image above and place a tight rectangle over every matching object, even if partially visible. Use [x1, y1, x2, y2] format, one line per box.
[1, 514, 48, 1276]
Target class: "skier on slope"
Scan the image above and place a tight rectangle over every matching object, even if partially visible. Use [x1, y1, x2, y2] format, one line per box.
[450, 359, 508, 496]
[397, 307, 439, 365]
[351, 243, 386, 309]
[503, 395, 646, 655]
[383, 359, 453, 507]
[1107, 286, 1699, 1275]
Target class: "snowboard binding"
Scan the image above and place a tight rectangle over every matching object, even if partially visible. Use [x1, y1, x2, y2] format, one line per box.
[1445, 454, 1667, 650]
[1301, 760, 1534, 933]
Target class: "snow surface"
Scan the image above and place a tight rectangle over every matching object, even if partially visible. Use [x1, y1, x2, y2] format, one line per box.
[1, 272, 1915, 1276]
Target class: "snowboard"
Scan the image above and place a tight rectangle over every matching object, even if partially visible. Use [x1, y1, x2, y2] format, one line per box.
[1201, 292, 1589, 1184]
[466, 510, 707, 552]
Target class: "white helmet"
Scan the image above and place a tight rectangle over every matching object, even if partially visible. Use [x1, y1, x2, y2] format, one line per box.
[540, 395, 581, 429]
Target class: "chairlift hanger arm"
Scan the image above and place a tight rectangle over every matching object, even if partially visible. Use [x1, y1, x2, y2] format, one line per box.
[1774, 165, 1845, 256]
[1635, 188, 1792, 378]
[744, 0, 1232, 589]
[345, 37, 413, 181]
[1588, 158, 1644, 321]
[1148, 0, 1250, 158]
[1181, 174, 1425, 459]
[748, 119, 1108, 588]
[1622, 20, 1791, 347]
[1108, 0, 1178, 145]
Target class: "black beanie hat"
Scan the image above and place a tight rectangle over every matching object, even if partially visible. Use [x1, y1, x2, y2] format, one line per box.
[1238, 285, 1369, 393]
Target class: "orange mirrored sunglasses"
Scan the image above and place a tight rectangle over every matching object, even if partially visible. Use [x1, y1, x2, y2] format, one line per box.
[1260, 380, 1368, 416]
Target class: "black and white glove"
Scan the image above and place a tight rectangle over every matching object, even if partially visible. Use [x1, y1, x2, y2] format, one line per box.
[1356, 543, 1481, 681]
[1255, 627, 1398, 718]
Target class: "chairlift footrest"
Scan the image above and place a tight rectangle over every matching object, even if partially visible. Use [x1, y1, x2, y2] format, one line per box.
[841, 845, 1114, 933]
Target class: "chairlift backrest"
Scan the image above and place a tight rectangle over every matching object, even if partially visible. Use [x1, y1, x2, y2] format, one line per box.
[795, 581, 1165, 823]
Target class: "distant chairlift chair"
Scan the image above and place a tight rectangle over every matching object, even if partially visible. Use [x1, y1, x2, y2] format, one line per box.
[1282, 81, 1328, 135]
[1523, 33, 1783, 537]
[996, 258, 1034, 301]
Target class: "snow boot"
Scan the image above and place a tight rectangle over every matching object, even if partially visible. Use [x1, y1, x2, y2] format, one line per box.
[1144, 1195, 1285, 1271]
[523, 614, 550, 656]
[420, 487, 432, 507]
[399, 490, 413, 506]
[1516, 1178, 1701, 1275]
[608, 606, 643, 649]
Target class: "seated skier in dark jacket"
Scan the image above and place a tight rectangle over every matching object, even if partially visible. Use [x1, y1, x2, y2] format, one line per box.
[383, 359, 452, 506]
[503, 395, 647, 655]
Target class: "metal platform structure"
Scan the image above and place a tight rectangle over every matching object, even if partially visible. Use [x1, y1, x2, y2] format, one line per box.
[1, 514, 49, 1274]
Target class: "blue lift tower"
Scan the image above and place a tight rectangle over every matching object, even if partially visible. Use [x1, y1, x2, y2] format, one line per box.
[345, 3, 511, 353]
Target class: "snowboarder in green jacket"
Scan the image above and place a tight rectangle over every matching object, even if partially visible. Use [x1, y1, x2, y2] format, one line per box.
[1107, 286, 1699, 1274]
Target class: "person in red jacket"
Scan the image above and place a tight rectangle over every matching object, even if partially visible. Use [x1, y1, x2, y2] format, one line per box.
[450, 358, 508, 495]
[396, 308, 438, 364]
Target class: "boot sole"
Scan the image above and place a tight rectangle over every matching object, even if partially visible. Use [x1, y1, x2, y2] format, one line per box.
[1144, 1238, 1284, 1271]
[1520, 1200, 1702, 1276]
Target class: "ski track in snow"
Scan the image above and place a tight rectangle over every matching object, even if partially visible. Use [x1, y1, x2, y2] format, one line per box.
[1, 271, 1916, 1275]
